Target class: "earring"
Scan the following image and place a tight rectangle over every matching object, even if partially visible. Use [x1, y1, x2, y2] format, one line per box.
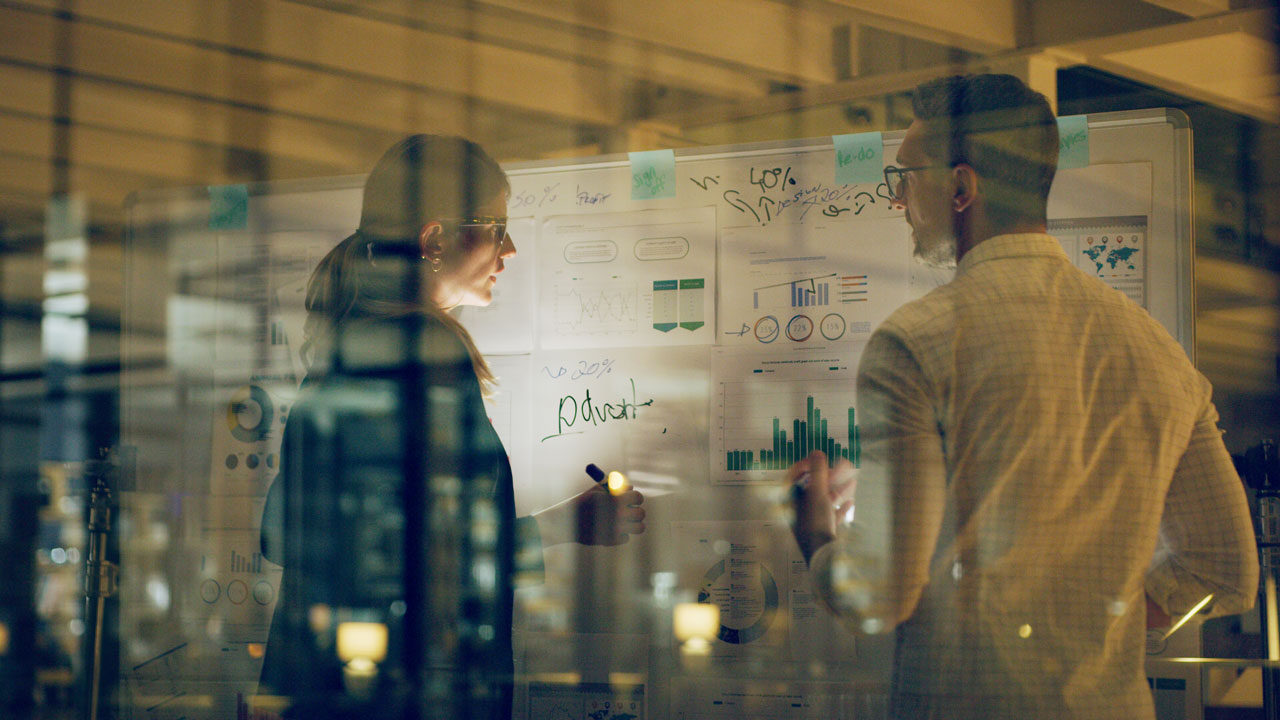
[430, 257, 443, 273]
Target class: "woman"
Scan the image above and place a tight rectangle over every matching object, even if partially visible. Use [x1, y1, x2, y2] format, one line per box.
[259, 135, 644, 719]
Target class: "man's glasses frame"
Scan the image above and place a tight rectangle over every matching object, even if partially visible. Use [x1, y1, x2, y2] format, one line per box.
[882, 164, 951, 203]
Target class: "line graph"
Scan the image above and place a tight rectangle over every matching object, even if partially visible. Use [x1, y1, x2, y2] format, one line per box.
[553, 282, 639, 334]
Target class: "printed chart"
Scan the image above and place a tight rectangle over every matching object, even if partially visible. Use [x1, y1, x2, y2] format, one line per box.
[718, 218, 908, 347]
[1050, 216, 1148, 307]
[538, 208, 716, 349]
[672, 521, 790, 657]
[713, 348, 862, 484]
[528, 682, 645, 720]
[671, 677, 866, 719]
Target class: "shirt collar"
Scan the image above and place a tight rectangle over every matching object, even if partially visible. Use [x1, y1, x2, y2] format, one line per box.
[956, 233, 1067, 276]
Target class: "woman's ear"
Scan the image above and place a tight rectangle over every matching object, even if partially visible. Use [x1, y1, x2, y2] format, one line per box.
[418, 222, 445, 261]
[952, 164, 979, 213]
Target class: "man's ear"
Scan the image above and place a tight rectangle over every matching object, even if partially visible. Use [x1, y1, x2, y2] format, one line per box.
[952, 164, 979, 213]
[418, 222, 445, 260]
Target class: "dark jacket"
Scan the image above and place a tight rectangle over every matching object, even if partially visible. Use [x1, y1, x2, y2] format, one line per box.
[259, 315, 527, 719]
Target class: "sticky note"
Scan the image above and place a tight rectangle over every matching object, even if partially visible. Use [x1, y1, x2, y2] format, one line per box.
[832, 131, 883, 185]
[630, 149, 677, 200]
[1057, 115, 1090, 169]
[208, 184, 249, 230]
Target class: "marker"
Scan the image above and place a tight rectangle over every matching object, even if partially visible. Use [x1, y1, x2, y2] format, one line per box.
[588, 463, 631, 495]
[791, 471, 811, 503]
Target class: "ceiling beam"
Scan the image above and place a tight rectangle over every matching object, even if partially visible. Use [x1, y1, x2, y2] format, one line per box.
[659, 52, 1064, 130]
[808, 0, 1018, 54]
[474, 0, 842, 84]
[0, 61, 401, 176]
[0, 111, 341, 188]
[0, 2, 606, 153]
[16, 0, 627, 127]
[1052, 8, 1279, 123]
[305, 0, 775, 100]
[1139, 0, 1232, 18]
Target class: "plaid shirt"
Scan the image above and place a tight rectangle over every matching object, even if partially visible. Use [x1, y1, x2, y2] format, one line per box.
[810, 233, 1258, 719]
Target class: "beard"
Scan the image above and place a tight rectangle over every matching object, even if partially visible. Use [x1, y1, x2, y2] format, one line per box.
[911, 227, 958, 269]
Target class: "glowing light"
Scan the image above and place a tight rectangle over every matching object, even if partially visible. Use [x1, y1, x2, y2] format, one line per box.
[1018, 624, 1033, 639]
[674, 603, 719, 642]
[607, 471, 628, 494]
[146, 577, 171, 611]
[308, 604, 332, 635]
[861, 617, 885, 634]
[247, 643, 265, 659]
[336, 622, 388, 664]
[1164, 594, 1214, 641]
[681, 637, 711, 656]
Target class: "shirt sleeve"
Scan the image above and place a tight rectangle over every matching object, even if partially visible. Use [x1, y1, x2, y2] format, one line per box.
[809, 323, 948, 630]
[1146, 393, 1259, 618]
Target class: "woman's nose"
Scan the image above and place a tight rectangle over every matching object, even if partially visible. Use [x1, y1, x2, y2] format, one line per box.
[500, 232, 516, 258]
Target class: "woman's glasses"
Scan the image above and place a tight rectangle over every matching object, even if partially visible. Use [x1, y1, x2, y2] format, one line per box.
[445, 215, 508, 243]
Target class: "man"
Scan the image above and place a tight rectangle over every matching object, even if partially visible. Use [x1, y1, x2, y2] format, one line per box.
[789, 74, 1258, 719]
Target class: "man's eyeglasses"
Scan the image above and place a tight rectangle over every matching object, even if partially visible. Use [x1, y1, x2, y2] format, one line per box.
[882, 165, 946, 203]
[444, 215, 508, 243]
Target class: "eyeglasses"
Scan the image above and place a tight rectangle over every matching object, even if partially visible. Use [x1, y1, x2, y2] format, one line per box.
[443, 215, 508, 243]
[882, 164, 947, 203]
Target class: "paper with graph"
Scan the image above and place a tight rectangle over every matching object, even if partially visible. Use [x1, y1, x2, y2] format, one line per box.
[536, 207, 716, 349]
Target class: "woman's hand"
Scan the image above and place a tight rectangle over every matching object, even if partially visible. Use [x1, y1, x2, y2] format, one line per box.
[572, 484, 646, 546]
[532, 484, 646, 547]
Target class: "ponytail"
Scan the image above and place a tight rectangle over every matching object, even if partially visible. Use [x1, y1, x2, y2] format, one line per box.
[300, 230, 497, 397]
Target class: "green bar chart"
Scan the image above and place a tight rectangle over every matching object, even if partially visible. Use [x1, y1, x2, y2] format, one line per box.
[719, 378, 860, 479]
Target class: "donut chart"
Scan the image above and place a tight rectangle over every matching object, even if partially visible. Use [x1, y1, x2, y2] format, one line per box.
[696, 558, 779, 645]
[753, 315, 780, 343]
[227, 385, 273, 443]
[786, 314, 813, 342]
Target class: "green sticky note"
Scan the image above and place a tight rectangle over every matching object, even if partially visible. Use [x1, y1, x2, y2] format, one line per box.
[833, 132, 883, 185]
[208, 184, 249, 230]
[630, 149, 677, 200]
[1057, 115, 1090, 169]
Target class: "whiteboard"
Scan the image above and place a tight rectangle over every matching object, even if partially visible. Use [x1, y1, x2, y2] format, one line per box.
[119, 109, 1192, 720]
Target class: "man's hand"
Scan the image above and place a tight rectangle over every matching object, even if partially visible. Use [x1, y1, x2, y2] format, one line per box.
[788, 450, 842, 564]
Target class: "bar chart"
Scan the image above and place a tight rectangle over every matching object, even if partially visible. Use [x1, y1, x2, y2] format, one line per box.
[717, 374, 860, 481]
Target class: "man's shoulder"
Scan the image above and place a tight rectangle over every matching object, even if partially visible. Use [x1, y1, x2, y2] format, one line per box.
[876, 282, 963, 340]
